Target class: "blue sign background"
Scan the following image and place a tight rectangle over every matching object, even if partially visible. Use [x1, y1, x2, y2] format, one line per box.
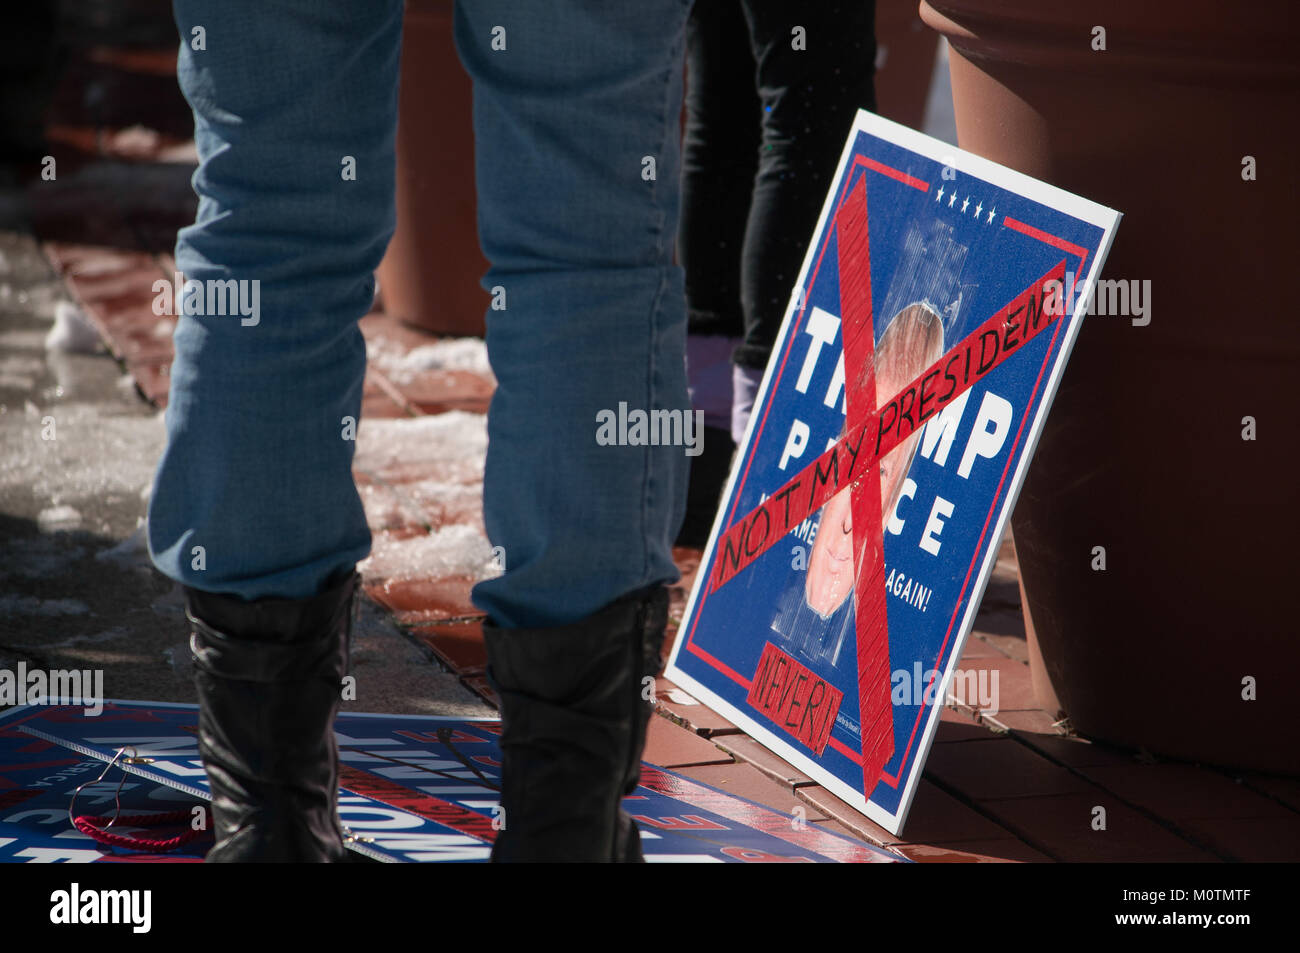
[669, 117, 1116, 827]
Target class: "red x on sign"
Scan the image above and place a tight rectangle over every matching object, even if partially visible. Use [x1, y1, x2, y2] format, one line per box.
[709, 177, 1067, 794]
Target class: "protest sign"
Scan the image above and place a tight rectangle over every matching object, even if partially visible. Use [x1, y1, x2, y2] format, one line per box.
[666, 109, 1121, 834]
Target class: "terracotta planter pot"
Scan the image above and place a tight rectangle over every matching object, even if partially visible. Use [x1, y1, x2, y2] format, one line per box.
[920, 0, 1299, 772]
[873, 0, 941, 130]
[375, 0, 488, 336]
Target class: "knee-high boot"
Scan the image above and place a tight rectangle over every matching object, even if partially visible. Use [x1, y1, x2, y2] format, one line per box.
[483, 585, 668, 862]
[185, 570, 358, 862]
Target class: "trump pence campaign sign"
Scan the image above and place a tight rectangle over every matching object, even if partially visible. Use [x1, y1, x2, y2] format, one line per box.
[666, 109, 1121, 835]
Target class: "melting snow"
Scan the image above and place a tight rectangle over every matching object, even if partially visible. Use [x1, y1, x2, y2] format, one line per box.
[44, 301, 104, 354]
[0, 404, 166, 501]
[366, 336, 494, 385]
[353, 412, 496, 584]
[36, 504, 81, 532]
[359, 524, 498, 583]
[353, 411, 487, 485]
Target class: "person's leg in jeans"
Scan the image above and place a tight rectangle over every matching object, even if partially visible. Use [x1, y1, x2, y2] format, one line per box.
[675, 0, 761, 545]
[148, 0, 403, 861]
[455, 0, 694, 860]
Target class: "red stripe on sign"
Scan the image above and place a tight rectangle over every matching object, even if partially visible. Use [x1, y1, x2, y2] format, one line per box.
[636, 765, 895, 863]
[747, 643, 844, 755]
[685, 639, 753, 690]
[1003, 216, 1089, 265]
[338, 764, 497, 843]
[853, 155, 930, 192]
[0, 758, 81, 782]
[834, 179, 896, 795]
[0, 787, 43, 810]
[827, 736, 863, 764]
[629, 813, 727, 831]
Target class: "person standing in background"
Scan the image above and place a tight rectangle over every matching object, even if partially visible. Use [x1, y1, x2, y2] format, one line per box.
[677, 1, 877, 546]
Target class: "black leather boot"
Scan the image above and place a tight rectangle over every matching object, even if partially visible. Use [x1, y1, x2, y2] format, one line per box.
[185, 570, 358, 863]
[484, 585, 669, 863]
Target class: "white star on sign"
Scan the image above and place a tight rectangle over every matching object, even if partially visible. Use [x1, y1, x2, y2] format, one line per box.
[936, 186, 944, 202]
[975, 202, 983, 218]
[949, 192, 957, 208]
[987, 206, 996, 224]
[961, 197, 970, 214]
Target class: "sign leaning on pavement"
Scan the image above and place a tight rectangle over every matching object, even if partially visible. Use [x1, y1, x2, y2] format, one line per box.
[666, 109, 1121, 835]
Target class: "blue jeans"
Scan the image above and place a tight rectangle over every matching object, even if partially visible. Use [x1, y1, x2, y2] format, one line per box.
[148, 0, 692, 628]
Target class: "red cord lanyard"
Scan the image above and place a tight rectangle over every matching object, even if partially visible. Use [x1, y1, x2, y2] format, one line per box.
[68, 745, 210, 854]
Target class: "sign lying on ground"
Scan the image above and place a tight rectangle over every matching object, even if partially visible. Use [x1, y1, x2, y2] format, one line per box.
[666, 109, 1120, 835]
[0, 702, 898, 863]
